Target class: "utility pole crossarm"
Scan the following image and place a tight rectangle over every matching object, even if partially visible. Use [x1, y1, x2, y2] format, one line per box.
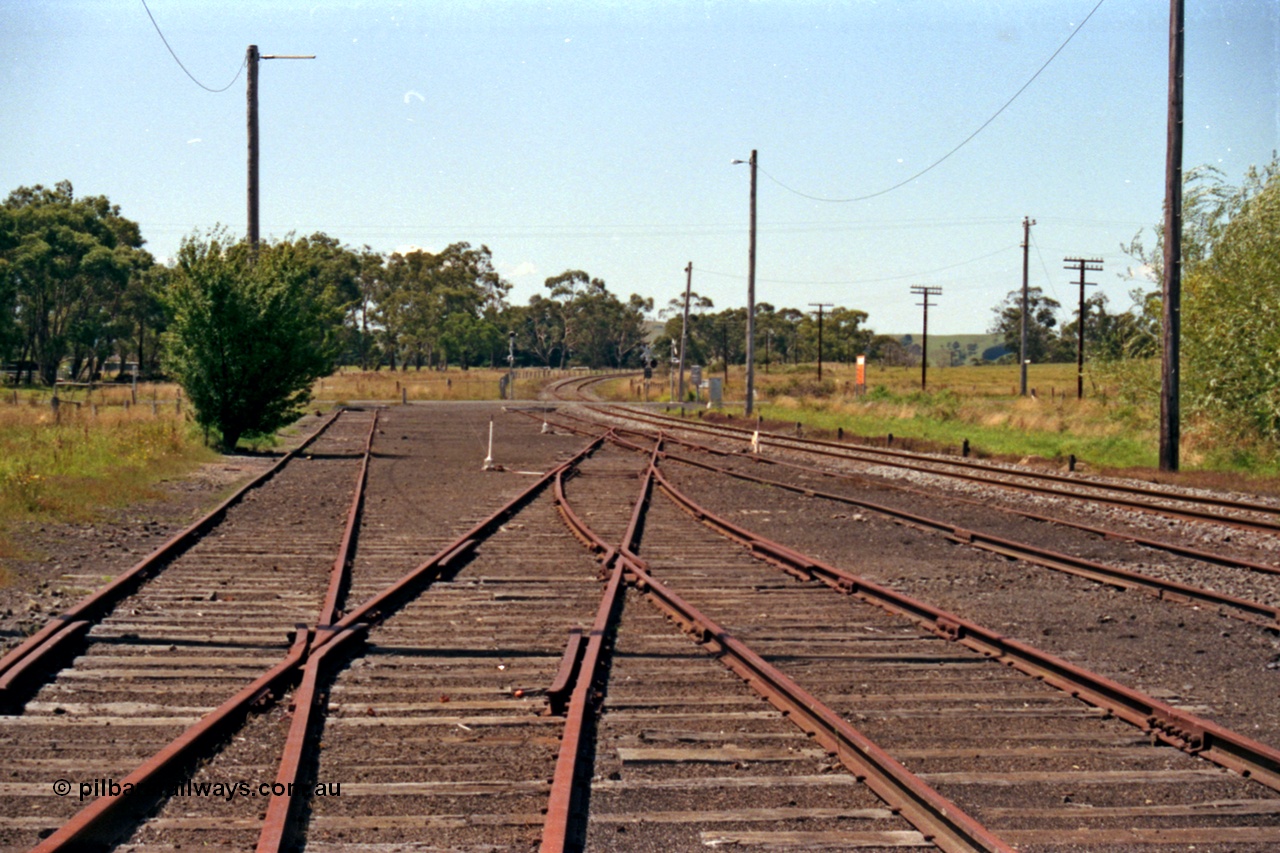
[910, 286, 943, 392]
[809, 303, 833, 382]
[1063, 257, 1103, 400]
[247, 45, 315, 247]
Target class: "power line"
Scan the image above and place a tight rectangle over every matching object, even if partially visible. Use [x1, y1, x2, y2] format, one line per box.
[696, 244, 1018, 286]
[760, 0, 1109, 203]
[140, 0, 245, 93]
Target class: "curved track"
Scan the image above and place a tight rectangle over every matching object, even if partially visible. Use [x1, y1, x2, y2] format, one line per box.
[5, 396, 1280, 852]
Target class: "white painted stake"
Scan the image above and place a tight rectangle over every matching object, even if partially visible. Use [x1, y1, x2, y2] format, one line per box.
[751, 430, 761, 454]
[482, 416, 495, 470]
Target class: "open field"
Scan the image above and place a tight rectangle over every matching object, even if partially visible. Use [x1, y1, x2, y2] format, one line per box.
[311, 366, 588, 403]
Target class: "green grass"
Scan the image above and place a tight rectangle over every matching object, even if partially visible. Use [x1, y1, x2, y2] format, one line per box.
[596, 360, 1280, 476]
[0, 391, 216, 565]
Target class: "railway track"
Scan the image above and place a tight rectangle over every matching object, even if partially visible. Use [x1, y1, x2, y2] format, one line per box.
[7, 398, 1280, 851]
[570, 394, 1280, 537]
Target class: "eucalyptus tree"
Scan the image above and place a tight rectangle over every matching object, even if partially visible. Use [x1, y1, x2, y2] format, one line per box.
[1, 181, 149, 384]
[380, 243, 510, 369]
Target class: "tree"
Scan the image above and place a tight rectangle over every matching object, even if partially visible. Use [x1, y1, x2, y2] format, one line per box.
[1181, 165, 1280, 439]
[1, 181, 148, 385]
[379, 243, 510, 369]
[988, 287, 1070, 364]
[162, 231, 341, 451]
[543, 270, 650, 368]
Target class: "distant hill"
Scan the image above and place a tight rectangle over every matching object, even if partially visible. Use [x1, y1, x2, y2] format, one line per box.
[891, 333, 1009, 366]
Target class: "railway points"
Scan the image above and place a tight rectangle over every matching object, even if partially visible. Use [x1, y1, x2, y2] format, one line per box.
[4, 386, 1280, 851]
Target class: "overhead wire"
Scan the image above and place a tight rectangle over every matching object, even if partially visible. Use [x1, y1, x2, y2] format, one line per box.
[760, 0, 1110, 203]
[1030, 228, 1064, 306]
[696, 244, 1019, 287]
[140, 0, 245, 93]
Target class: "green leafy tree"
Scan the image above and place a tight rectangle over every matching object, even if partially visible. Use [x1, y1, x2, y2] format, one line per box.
[1181, 165, 1280, 439]
[163, 231, 341, 451]
[379, 243, 510, 369]
[1, 181, 148, 384]
[988, 287, 1070, 364]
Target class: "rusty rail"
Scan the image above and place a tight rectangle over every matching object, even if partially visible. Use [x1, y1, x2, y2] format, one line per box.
[653, 466, 1280, 793]
[318, 408, 380, 627]
[256, 625, 367, 853]
[34, 427, 605, 852]
[542, 441, 1011, 852]
[30, 628, 314, 852]
[645, 425, 1280, 578]
[0, 408, 347, 710]
[656, 447, 1280, 629]
[541, 442, 657, 852]
[590, 404, 1280, 534]
[624, 558, 1014, 853]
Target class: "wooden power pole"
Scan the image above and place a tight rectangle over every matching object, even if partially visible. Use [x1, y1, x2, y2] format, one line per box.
[246, 45, 314, 248]
[911, 286, 942, 391]
[1063, 257, 1102, 399]
[1020, 216, 1035, 396]
[809, 303, 832, 381]
[1161, 0, 1185, 471]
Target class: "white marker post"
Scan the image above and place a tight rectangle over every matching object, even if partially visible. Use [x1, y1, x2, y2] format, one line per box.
[482, 416, 495, 470]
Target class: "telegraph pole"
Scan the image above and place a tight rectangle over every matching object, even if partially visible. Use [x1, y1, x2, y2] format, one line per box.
[1161, 0, 1185, 471]
[247, 45, 314, 247]
[677, 262, 692, 403]
[1064, 257, 1102, 399]
[745, 150, 758, 416]
[911, 286, 942, 391]
[1020, 216, 1036, 396]
[809, 303, 832, 381]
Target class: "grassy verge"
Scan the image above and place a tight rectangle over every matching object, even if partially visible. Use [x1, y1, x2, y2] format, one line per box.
[593, 360, 1280, 478]
[0, 387, 216, 568]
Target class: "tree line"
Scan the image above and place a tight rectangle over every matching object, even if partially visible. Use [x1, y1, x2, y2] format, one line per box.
[0, 182, 659, 388]
[6, 158, 1278, 449]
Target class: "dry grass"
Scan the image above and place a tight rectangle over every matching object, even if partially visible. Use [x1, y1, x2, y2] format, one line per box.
[313, 367, 582, 403]
[0, 387, 214, 566]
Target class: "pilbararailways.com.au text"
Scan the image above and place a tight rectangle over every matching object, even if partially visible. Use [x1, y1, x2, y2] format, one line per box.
[53, 778, 342, 802]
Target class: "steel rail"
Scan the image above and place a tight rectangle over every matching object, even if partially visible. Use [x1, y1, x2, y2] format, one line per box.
[656, 446, 1280, 629]
[541, 441, 657, 853]
[613, 414, 1280, 575]
[521, 412, 1280, 627]
[652, 467, 1280, 792]
[545, 408, 1280, 578]
[29, 627, 314, 853]
[622, 559, 1013, 853]
[35, 428, 606, 853]
[0, 407, 348, 709]
[318, 408, 380, 627]
[256, 625, 367, 853]
[251, 432, 610, 853]
[595, 404, 1280, 534]
[544, 440, 1011, 853]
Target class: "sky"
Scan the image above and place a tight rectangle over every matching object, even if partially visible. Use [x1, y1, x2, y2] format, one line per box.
[2, 0, 1277, 335]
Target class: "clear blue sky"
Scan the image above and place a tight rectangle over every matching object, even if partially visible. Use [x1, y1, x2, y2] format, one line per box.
[3, 1, 1276, 335]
